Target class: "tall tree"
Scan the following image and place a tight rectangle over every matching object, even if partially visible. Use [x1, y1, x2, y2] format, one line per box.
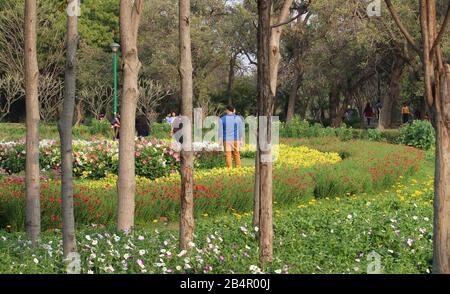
[58, 0, 78, 258]
[253, 0, 296, 228]
[24, 0, 40, 245]
[178, 0, 195, 250]
[117, 0, 143, 232]
[385, 0, 450, 273]
[256, 0, 274, 266]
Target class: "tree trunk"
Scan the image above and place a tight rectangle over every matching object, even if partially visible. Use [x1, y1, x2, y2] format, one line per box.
[329, 85, 340, 127]
[286, 70, 301, 122]
[253, 0, 292, 240]
[269, 0, 293, 98]
[75, 99, 83, 126]
[117, 0, 143, 232]
[433, 64, 450, 273]
[227, 54, 236, 106]
[257, 0, 273, 266]
[57, 0, 78, 258]
[24, 0, 40, 246]
[379, 58, 405, 130]
[179, 0, 195, 250]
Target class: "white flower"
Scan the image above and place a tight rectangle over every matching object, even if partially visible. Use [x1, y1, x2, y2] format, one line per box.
[274, 269, 282, 274]
[347, 214, 353, 220]
[114, 235, 121, 242]
[124, 253, 130, 260]
[176, 266, 182, 271]
[137, 259, 145, 269]
[87, 270, 94, 274]
[188, 242, 196, 248]
[33, 258, 39, 264]
[254, 226, 259, 232]
[85, 235, 92, 241]
[406, 238, 414, 247]
[138, 235, 145, 241]
[139, 250, 146, 256]
[177, 250, 187, 257]
[92, 240, 98, 246]
[413, 216, 418, 220]
[184, 264, 192, 270]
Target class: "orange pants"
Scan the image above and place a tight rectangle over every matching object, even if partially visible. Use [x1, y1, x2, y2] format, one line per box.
[224, 141, 241, 168]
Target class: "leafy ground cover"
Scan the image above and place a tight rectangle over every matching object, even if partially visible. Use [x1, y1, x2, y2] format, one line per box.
[0, 149, 434, 274]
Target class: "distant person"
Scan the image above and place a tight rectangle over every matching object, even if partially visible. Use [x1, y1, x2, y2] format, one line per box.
[363, 103, 374, 128]
[166, 112, 175, 125]
[401, 103, 410, 125]
[220, 105, 244, 168]
[136, 114, 150, 138]
[171, 113, 183, 144]
[414, 109, 421, 121]
[375, 100, 382, 119]
[99, 113, 106, 121]
[111, 114, 121, 140]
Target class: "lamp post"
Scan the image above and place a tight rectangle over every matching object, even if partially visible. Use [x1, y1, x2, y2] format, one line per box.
[110, 42, 120, 117]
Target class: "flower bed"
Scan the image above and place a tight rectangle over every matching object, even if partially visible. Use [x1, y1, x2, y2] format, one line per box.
[0, 139, 226, 180]
[0, 140, 424, 231]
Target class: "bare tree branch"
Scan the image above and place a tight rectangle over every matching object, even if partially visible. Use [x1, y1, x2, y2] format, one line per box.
[384, 0, 421, 56]
[430, 0, 450, 58]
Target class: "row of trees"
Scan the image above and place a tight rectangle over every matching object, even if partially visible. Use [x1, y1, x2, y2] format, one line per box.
[4, 0, 448, 127]
[16, 0, 450, 271]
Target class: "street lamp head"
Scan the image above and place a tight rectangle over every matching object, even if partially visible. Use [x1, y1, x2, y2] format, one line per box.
[110, 42, 120, 53]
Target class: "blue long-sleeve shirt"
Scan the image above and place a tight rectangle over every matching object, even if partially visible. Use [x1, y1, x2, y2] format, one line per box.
[219, 114, 244, 142]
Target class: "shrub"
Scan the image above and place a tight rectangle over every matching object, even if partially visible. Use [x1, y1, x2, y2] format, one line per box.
[335, 124, 353, 141]
[151, 123, 171, 139]
[280, 118, 336, 138]
[367, 129, 383, 142]
[88, 119, 112, 137]
[399, 120, 435, 150]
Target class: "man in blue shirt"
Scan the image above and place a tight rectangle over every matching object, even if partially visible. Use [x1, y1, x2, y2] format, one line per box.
[219, 105, 244, 168]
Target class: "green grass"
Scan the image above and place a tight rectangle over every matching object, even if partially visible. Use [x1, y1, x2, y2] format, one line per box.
[0, 122, 171, 141]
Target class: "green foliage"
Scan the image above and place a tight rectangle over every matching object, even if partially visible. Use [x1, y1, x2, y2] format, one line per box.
[367, 129, 383, 142]
[399, 120, 435, 150]
[280, 118, 335, 138]
[335, 124, 353, 142]
[87, 119, 112, 137]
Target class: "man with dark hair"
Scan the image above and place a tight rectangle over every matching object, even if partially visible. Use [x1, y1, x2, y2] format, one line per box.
[135, 114, 150, 138]
[220, 105, 244, 168]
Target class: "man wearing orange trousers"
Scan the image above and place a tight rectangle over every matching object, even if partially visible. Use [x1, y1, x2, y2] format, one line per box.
[220, 105, 244, 168]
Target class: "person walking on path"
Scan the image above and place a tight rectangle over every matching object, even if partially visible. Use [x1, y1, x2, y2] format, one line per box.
[111, 114, 121, 141]
[401, 103, 411, 125]
[220, 105, 244, 168]
[363, 103, 374, 128]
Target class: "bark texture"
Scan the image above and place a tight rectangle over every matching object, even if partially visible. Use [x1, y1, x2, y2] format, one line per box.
[58, 0, 78, 258]
[179, 0, 195, 250]
[24, 0, 41, 246]
[117, 0, 143, 232]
